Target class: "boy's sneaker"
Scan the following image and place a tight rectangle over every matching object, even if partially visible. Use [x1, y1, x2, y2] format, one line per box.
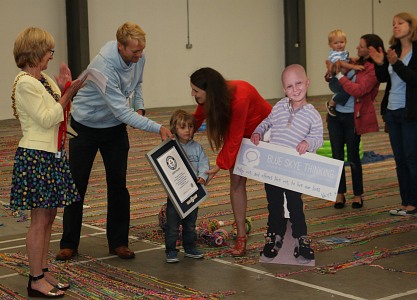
[325, 100, 336, 117]
[166, 251, 179, 263]
[261, 232, 282, 259]
[294, 236, 315, 260]
[184, 248, 204, 259]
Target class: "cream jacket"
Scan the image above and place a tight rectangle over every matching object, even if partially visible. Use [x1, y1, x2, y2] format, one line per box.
[14, 71, 64, 153]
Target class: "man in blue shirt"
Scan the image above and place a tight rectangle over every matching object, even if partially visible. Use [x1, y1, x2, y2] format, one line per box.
[57, 22, 172, 260]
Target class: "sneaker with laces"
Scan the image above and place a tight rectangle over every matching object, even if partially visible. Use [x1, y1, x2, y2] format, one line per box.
[261, 232, 282, 259]
[184, 248, 204, 259]
[166, 251, 179, 263]
[294, 236, 314, 260]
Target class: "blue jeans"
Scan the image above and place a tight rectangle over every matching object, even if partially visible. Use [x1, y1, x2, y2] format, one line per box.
[61, 118, 130, 250]
[384, 108, 417, 207]
[327, 112, 363, 195]
[165, 198, 198, 253]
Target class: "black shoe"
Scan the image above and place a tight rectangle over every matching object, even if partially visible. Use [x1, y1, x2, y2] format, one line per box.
[27, 274, 64, 298]
[405, 207, 417, 215]
[42, 268, 70, 290]
[294, 236, 314, 260]
[261, 233, 282, 258]
[334, 195, 346, 209]
[352, 198, 363, 209]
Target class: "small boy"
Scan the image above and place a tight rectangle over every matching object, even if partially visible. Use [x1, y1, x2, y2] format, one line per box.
[325, 29, 364, 116]
[251, 64, 323, 262]
[165, 110, 209, 263]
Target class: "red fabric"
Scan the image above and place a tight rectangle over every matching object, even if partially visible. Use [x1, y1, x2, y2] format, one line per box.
[57, 81, 72, 151]
[338, 61, 379, 135]
[193, 80, 272, 170]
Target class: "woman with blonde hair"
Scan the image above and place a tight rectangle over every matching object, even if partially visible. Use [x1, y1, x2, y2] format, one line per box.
[369, 12, 417, 216]
[11, 27, 85, 298]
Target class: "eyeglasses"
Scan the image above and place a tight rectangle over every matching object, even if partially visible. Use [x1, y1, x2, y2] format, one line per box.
[49, 49, 55, 56]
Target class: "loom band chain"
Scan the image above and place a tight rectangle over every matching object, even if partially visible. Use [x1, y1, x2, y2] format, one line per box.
[307, 205, 404, 226]
[130, 207, 411, 251]
[201, 222, 417, 263]
[369, 264, 417, 275]
[0, 283, 26, 300]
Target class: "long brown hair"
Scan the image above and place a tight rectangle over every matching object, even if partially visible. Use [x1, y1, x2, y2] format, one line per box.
[190, 67, 231, 151]
[358, 34, 385, 65]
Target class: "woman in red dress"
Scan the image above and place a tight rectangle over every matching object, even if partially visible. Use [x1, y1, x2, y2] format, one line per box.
[190, 67, 272, 256]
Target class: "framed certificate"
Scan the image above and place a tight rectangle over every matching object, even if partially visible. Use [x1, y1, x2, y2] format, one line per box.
[146, 139, 208, 218]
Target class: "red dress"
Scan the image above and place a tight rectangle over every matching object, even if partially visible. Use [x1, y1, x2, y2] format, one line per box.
[193, 80, 272, 170]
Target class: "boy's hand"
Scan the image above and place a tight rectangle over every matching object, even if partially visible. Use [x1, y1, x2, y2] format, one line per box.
[197, 177, 206, 185]
[296, 140, 309, 155]
[250, 133, 261, 145]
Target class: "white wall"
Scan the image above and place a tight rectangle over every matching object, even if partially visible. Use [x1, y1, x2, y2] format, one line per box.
[87, 0, 284, 111]
[305, 0, 417, 97]
[0, 0, 67, 120]
[0, 0, 284, 120]
[1, 0, 416, 120]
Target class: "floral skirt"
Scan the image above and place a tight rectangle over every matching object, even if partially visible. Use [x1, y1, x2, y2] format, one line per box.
[10, 147, 81, 210]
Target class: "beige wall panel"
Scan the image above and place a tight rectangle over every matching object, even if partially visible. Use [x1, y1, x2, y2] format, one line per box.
[0, 0, 67, 120]
[87, 0, 285, 111]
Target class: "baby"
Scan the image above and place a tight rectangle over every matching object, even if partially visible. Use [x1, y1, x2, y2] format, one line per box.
[325, 29, 364, 116]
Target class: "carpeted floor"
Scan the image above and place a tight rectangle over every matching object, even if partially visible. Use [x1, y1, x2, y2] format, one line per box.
[1, 93, 417, 299]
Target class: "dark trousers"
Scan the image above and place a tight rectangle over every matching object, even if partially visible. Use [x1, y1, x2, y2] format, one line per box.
[264, 184, 307, 238]
[164, 198, 198, 253]
[329, 76, 350, 106]
[327, 111, 363, 195]
[384, 108, 417, 207]
[60, 118, 130, 250]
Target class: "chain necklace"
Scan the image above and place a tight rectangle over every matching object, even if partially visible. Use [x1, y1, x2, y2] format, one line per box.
[11, 72, 60, 119]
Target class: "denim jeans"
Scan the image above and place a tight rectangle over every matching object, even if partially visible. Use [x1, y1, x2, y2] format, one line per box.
[165, 198, 198, 253]
[384, 108, 417, 207]
[264, 184, 307, 238]
[61, 118, 130, 250]
[327, 112, 363, 195]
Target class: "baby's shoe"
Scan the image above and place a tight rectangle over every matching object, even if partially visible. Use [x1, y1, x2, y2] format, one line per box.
[261, 233, 282, 259]
[325, 100, 336, 117]
[294, 236, 314, 260]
